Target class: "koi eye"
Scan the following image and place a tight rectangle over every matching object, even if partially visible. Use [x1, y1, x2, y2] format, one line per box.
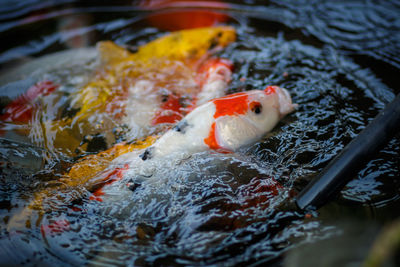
[250, 101, 262, 114]
[161, 95, 169, 102]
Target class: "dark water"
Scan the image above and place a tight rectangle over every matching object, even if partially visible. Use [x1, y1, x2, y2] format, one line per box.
[0, 0, 399, 266]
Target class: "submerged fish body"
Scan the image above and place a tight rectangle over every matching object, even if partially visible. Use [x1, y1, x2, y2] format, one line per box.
[195, 58, 234, 106]
[122, 57, 234, 138]
[0, 80, 59, 123]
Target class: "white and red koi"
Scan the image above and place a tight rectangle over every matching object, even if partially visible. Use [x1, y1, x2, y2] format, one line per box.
[138, 85, 296, 160]
[87, 85, 296, 203]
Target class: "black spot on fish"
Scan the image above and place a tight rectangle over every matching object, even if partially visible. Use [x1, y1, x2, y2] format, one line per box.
[209, 37, 219, 50]
[173, 120, 189, 134]
[161, 94, 169, 102]
[127, 181, 141, 192]
[86, 134, 108, 153]
[61, 97, 80, 118]
[139, 147, 153, 161]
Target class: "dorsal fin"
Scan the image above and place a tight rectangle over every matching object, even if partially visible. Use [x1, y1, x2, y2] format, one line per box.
[96, 41, 133, 65]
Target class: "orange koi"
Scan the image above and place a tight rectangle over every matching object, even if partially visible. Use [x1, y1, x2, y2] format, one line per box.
[141, 0, 229, 31]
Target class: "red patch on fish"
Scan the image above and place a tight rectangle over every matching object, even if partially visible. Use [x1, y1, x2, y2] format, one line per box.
[264, 85, 276, 95]
[212, 92, 249, 118]
[204, 122, 232, 153]
[40, 219, 70, 237]
[0, 80, 58, 123]
[151, 94, 184, 125]
[203, 92, 250, 150]
[90, 164, 129, 202]
[204, 122, 219, 150]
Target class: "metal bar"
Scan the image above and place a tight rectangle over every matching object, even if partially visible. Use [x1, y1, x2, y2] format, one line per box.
[295, 93, 400, 210]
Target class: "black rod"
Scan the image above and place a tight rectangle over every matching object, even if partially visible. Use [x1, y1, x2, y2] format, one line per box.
[295, 93, 400, 210]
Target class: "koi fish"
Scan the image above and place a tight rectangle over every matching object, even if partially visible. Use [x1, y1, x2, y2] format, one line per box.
[123, 57, 234, 137]
[88, 85, 296, 202]
[136, 85, 296, 161]
[137, 58, 234, 127]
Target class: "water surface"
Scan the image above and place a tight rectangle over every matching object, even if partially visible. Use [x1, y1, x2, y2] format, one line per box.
[0, 1, 399, 266]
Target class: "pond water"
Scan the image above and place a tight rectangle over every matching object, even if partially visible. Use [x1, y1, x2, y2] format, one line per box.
[0, 0, 399, 266]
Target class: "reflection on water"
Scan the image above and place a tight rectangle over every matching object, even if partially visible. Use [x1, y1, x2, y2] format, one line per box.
[0, 0, 399, 266]
[271, 0, 400, 68]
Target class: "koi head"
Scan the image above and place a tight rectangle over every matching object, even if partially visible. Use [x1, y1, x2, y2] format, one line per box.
[142, 85, 296, 159]
[264, 85, 298, 117]
[210, 86, 297, 151]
